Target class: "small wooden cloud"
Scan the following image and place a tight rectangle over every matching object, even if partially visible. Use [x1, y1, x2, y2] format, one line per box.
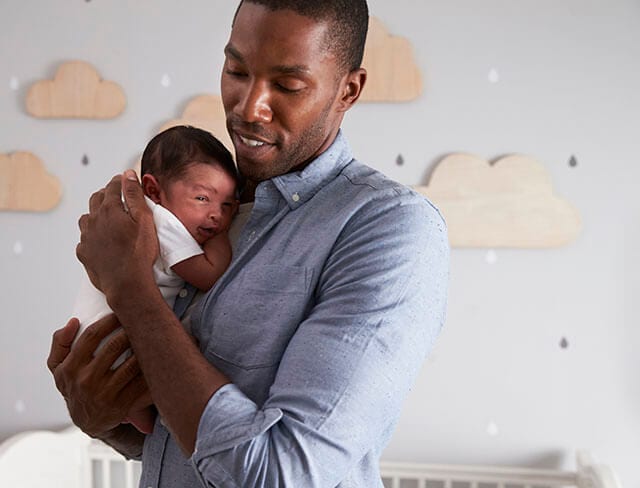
[26, 60, 126, 119]
[159, 94, 233, 154]
[415, 153, 581, 248]
[0, 151, 62, 212]
[360, 16, 422, 102]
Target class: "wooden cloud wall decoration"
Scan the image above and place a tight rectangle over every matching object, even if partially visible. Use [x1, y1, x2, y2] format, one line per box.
[0, 152, 62, 212]
[415, 154, 581, 248]
[360, 16, 422, 102]
[159, 94, 233, 154]
[130, 95, 233, 177]
[26, 60, 126, 119]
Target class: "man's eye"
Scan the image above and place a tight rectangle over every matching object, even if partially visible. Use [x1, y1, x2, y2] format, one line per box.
[225, 69, 247, 78]
[276, 81, 305, 93]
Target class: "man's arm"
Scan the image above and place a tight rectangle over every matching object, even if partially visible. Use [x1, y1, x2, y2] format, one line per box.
[171, 232, 232, 291]
[47, 317, 149, 459]
[98, 424, 146, 461]
[75, 172, 231, 455]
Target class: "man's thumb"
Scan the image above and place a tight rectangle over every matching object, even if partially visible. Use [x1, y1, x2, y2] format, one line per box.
[121, 170, 144, 216]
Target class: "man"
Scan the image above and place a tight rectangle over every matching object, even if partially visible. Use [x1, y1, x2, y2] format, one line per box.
[47, 1, 449, 486]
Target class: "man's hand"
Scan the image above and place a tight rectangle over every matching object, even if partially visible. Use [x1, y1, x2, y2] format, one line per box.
[76, 171, 158, 302]
[47, 315, 151, 438]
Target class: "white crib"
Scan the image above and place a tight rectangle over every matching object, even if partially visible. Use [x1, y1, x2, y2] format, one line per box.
[0, 426, 622, 488]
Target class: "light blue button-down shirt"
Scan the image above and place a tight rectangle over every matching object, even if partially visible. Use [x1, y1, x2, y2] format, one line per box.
[138, 131, 449, 487]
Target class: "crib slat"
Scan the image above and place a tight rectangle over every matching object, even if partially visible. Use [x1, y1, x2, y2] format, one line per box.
[102, 459, 110, 488]
[125, 462, 135, 488]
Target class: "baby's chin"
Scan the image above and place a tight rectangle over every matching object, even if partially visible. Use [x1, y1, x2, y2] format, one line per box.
[195, 226, 217, 244]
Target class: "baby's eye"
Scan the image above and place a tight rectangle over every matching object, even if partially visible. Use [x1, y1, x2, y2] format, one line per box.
[196, 196, 208, 202]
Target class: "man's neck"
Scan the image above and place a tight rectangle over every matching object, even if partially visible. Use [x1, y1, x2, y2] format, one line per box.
[240, 179, 258, 203]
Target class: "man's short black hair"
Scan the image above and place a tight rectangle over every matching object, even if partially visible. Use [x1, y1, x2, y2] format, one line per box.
[236, 0, 369, 74]
[141, 125, 239, 191]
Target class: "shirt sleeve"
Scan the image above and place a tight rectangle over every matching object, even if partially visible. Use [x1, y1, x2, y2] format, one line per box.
[191, 193, 449, 487]
[149, 199, 204, 269]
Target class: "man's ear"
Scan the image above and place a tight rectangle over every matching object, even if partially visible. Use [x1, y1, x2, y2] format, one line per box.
[337, 68, 367, 113]
[142, 174, 163, 204]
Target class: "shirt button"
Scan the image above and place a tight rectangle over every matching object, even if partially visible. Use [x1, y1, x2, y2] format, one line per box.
[178, 288, 188, 298]
[292, 193, 300, 202]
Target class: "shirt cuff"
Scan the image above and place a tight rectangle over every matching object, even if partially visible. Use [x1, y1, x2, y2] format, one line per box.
[192, 383, 283, 463]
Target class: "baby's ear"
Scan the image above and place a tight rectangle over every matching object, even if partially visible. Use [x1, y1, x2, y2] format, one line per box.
[142, 174, 162, 204]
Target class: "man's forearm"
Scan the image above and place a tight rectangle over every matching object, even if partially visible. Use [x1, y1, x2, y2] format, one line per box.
[98, 424, 146, 461]
[108, 278, 231, 456]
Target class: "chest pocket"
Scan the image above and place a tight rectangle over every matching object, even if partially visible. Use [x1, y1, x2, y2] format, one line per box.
[201, 264, 313, 370]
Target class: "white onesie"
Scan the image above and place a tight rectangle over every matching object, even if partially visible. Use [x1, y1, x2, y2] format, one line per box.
[71, 196, 204, 365]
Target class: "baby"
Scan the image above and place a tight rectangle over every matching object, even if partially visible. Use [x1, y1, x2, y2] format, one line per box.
[71, 125, 239, 433]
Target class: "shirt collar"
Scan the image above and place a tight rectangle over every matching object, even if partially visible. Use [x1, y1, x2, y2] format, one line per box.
[265, 130, 353, 210]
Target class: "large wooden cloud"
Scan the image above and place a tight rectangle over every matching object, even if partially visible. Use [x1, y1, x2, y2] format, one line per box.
[159, 94, 233, 154]
[360, 16, 422, 102]
[26, 61, 126, 119]
[415, 154, 581, 248]
[0, 151, 62, 212]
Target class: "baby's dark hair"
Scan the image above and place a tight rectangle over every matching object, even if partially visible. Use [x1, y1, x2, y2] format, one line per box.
[141, 126, 239, 192]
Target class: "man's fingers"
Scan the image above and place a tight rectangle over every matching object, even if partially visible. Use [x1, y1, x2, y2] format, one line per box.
[71, 314, 122, 366]
[91, 327, 132, 374]
[77, 214, 88, 234]
[103, 174, 124, 206]
[120, 374, 153, 411]
[110, 354, 143, 392]
[47, 318, 80, 373]
[88, 188, 105, 213]
[121, 170, 146, 222]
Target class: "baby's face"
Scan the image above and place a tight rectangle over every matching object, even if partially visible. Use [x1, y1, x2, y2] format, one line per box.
[160, 163, 238, 245]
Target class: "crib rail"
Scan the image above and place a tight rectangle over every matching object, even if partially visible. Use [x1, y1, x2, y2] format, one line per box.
[84, 439, 141, 488]
[87, 441, 620, 488]
[380, 454, 621, 488]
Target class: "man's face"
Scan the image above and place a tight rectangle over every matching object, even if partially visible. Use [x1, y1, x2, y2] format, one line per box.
[221, 2, 347, 184]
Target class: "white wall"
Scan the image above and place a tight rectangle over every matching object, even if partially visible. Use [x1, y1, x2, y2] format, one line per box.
[1, 1, 638, 487]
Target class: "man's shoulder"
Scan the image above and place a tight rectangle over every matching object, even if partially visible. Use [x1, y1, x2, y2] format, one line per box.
[336, 158, 444, 224]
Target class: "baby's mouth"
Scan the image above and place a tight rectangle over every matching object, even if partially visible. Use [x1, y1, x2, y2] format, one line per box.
[198, 226, 216, 239]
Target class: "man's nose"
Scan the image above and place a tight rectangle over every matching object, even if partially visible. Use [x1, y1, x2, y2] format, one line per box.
[236, 80, 272, 124]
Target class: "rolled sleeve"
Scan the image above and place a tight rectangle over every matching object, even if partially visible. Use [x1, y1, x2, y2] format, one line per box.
[194, 384, 282, 457]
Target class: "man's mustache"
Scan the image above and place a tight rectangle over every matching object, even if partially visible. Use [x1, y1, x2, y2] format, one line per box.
[228, 117, 278, 144]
